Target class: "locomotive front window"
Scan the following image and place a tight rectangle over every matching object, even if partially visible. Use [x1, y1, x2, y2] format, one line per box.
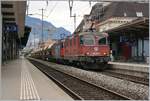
[98, 37, 107, 45]
[80, 35, 95, 45]
[80, 36, 84, 44]
[84, 38, 94, 45]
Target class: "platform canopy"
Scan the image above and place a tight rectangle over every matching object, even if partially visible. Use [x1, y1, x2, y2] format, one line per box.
[21, 26, 31, 47]
[105, 18, 149, 37]
[1, 1, 26, 38]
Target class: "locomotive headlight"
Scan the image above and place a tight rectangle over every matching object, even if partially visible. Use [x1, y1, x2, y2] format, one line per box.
[104, 52, 106, 55]
[86, 52, 89, 55]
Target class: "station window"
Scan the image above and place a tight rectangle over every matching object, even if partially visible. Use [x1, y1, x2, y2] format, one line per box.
[136, 12, 143, 17]
[124, 12, 127, 17]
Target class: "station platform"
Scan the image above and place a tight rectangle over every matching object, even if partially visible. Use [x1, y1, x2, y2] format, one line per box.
[108, 61, 149, 73]
[1, 57, 73, 100]
[108, 61, 149, 67]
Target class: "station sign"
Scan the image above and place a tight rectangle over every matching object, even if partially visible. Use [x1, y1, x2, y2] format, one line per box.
[120, 36, 128, 42]
[3, 24, 18, 33]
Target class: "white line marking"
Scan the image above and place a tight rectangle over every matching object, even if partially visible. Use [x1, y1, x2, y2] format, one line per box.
[26, 72, 31, 99]
[20, 67, 23, 100]
[28, 73, 34, 99]
[28, 69, 40, 100]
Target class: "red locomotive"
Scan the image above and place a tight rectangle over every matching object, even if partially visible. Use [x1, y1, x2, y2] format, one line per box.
[31, 32, 110, 70]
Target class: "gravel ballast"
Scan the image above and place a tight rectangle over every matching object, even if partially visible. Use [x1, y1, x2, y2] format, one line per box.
[28, 58, 149, 100]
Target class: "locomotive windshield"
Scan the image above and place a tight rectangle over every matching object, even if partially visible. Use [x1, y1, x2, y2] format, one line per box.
[80, 35, 95, 45]
[98, 37, 107, 45]
[98, 33, 108, 45]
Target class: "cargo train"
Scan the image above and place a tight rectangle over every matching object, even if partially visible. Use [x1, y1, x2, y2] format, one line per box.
[31, 32, 110, 70]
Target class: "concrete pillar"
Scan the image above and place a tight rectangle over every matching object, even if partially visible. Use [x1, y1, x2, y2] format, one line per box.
[142, 37, 144, 61]
[12, 32, 15, 59]
[12, 34, 14, 59]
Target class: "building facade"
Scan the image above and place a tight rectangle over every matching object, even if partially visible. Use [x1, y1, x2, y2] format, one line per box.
[77, 2, 149, 63]
[1, 1, 31, 63]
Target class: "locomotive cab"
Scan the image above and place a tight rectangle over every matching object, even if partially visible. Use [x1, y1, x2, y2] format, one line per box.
[80, 33, 108, 45]
[79, 33, 110, 58]
[80, 35, 95, 45]
[79, 32, 110, 69]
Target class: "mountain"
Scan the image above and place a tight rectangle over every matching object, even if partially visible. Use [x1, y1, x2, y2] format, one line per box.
[25, 16, 71, 47]
[51, 27, 71, 40]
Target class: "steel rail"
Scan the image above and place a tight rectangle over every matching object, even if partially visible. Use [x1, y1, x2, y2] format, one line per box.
[29, 59, 132, 100]
[29, 59, 83, 100]
[100, 70, 149, 85]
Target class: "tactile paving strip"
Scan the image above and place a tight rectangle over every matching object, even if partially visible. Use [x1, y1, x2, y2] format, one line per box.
[20, 60, 40, 100]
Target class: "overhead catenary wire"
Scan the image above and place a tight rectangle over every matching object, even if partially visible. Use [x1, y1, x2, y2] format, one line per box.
[69, 1, 95, 30]
[46, 2, 58, 18]
[44, 0, 49, 12]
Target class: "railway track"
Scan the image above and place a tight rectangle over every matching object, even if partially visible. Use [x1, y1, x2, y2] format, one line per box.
[29, 59, 131, 100]
[100, 69, 149, 85]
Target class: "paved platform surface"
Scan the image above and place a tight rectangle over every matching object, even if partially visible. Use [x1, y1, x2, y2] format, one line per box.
[108, 61, 149, 67]
[1, 57, 73, 100]
[108, 61, 149, 73]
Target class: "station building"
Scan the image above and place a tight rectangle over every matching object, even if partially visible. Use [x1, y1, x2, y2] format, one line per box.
[1, 1, 31, 63]
[95, 2, 149, 63]
[106, 18, 149, 63]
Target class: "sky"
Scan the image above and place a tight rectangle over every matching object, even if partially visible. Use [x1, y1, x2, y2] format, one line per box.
[28, 1, 98, 33]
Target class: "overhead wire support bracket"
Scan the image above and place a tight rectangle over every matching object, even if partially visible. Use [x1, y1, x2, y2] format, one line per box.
[68, 0, 76, 30]
[68, 0, 74, 17]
